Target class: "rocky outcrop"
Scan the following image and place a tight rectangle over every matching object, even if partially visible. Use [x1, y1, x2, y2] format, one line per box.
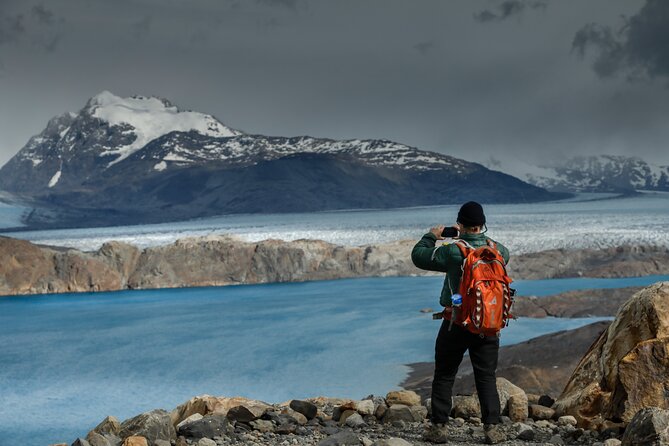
[554, 282, 669, 429]
[507, 245, 669, 279]
[2, 235, 669, 297]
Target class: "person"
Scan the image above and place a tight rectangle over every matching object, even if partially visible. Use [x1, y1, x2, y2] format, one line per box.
[411, 201, 510, 444]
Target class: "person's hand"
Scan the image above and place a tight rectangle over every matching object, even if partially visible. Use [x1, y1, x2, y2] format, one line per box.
[430, 225, 446, 239]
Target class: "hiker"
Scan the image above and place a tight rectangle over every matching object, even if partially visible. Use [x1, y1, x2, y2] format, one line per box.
[411, 201, 511, 444]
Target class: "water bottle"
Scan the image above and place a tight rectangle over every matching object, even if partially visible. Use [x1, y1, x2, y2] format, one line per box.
[448, 293, 462, 331]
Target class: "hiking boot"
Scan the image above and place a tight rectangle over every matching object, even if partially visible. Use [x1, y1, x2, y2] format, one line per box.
[423, 423, 449, 443]
[484, 423, 507, 444]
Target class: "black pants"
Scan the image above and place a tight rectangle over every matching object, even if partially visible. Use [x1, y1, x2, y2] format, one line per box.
[431, 321, 501, 425]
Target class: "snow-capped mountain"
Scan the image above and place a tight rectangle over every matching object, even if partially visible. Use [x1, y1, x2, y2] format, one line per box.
[484, 155, 669, 193]
[0, 92, 562, 228]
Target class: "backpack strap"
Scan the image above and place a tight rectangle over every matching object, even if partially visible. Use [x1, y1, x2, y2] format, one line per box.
[485, 238, 497, 250]
[455, 239, 473, 259]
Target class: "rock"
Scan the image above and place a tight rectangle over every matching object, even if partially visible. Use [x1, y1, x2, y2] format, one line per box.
[495, 377, 528, 417]
[170, 395, 263, 427]
[153, 441, 171, 446]
[72, 439, 91, 446]
[527, 394, 541, 405]
[196, 439, 216, 446]
[122, 437, 147, 446]
[371, 439, 413, 446]
[374, 403, 388, 420]
[554, 283, 669, 426]
[409, 406, 428, 422]
[345, 413, 366, 428]
[85, 432, 117, 446]
[355, 400, 375, 416]
[361, 437, 374, 446]
[382, 405, 415, 424]
[548, 434, 565, 445]
[175, 437, 187, 446]
[176, 415, 232, 439]
[536, 420, 555, 429]
[621, 407, 669, 446]
[452, 395, 481, 419]
[339, 410, 358, 425]
[290, 400, 318, 420]
[226, 401, 270, 422]
[539, 395, 555, 407]
[529, 404, 555, 420]
[515, 423, 535, 441]
[249, 419, 274, 433]
[119, 410, 176, 444]
[603, 439, 622, 446]
[176, 413, 204, 431]
[385, 390, 421, 407]
[89, 416, 122, 437]
[508, 394, 528, 422]
[317, 429, 361, 446]
[280, 407, 308, 425]
[558, 415, 577, 427]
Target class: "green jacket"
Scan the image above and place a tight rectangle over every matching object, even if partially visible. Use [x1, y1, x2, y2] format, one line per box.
[411, 232, 510, 307]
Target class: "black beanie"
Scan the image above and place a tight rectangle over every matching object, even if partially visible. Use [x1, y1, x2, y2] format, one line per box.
[457, 201, 486, 227]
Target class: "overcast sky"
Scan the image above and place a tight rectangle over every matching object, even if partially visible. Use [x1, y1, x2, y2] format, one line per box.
[1, 0, 668, 167]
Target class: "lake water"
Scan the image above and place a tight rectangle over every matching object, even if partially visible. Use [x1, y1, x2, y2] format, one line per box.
[2, 275, 668, 445]
[2, 192, 669, 254]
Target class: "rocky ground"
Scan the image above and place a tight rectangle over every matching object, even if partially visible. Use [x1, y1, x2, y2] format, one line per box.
[2, 234, 669, 296]
[58, 388, 628, 446]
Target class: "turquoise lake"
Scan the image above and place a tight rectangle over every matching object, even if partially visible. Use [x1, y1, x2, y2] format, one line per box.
[2, 274, 668, 445]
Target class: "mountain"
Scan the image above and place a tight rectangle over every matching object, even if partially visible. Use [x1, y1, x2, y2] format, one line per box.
[484, 155, 669, 193]
[0, 91, 564, 228]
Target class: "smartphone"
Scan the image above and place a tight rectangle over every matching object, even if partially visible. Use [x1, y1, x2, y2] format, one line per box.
[441, 227, 459, 238]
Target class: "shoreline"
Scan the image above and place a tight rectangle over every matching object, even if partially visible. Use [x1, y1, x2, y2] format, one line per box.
[2, 234, 669, 297]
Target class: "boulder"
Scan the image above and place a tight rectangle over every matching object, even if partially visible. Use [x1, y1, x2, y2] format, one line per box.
[196, 439, 216, 446]
[176, 413, 203, 431]
[385, 390, 421, 407]
[508, 394, 529, 422]
[226, 401, 270, 422]
[382, 405, 415, 424]
[621, 407, 669, 446]
[119, 410, 175, 444]
[345, 413, 366, 428]
[280, 407, 308, 425]
[72, 439, 91, 446]
[529, 404, 556, 421]
[554, 283, 669, 427]
[495, 377, 528, 417]
[355, 400, 375, 416]
[85, 432, 118, 446]
[170, 395, 259, 427]
[409, 405, 428, 421]
[249, 419, 274, 433]
[89, 416, 122, 437]
[121, 437, 147, 446]
[176, 414, 232, 439]
[290, 400, 318, 420]
[452, 395, 481, 419]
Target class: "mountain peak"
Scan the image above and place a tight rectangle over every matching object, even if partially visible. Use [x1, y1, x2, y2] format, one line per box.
[82, 91, 242, 166]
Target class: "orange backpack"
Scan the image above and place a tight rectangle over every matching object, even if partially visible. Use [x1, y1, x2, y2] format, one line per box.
[453, 239, 514, 336]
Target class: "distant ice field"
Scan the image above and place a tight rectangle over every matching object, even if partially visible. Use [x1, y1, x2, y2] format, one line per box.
[1, 192, 668, 254]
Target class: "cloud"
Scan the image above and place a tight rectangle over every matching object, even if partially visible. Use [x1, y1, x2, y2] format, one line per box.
[0, 13, 25, 45]
[474, 0, 546, 23]
[413, 40, 435, 55]
[572, 0, 669, 82]
[255, 0, 299, 10]
[131, 15, 152, 41]
[31, 4, 54, 25]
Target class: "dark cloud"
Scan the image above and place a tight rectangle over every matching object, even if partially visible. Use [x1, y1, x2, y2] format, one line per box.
[255, 0, 299, 10]
[0, 13, 25, 45]
[412, 40, 434, 55]
[131, 15, 152, 41]
[474, 0, 546, 23]
[573, 0, 669, 82]
[31, 4, 54, 25]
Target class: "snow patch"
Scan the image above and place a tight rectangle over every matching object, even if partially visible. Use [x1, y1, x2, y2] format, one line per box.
[31, 159, 43, 167]
[48, 170, 61, 188]
[90, 91, 241, 166]
[153, 161, 167, 171]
